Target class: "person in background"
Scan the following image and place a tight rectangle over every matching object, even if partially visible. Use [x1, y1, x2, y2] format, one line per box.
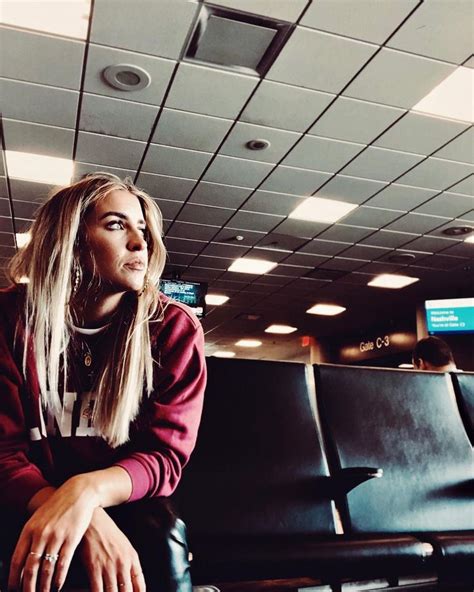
[0, 173, 206, 592]
[412, 336, 457, 372]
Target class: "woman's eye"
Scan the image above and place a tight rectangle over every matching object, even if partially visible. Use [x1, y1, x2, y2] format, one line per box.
[107, 220, 123, 230]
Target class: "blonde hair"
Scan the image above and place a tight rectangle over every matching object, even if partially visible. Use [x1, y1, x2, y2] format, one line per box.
[9, 173, 167, 447]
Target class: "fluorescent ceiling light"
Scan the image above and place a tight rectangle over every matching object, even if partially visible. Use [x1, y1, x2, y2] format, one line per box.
[412, 67, 474, 123]
[228, 258, 277, 274]
[205, 294, 229, 306]
[235, 339, 262, 348]
[6, 151, 74, 185]
[16, 232, 31, 248]
[464, 235, 474, 244]
[265, 324, 297, 334]
[399, 363, 414, 369]
[1, 0, 91, 39]
[213, 351, 236, 358]
[289, 197, 358, 224]
[306, 304, 346, 316]
[368, 274, 419, 289]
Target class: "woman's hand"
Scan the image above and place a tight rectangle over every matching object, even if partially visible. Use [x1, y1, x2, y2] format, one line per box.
[80, 508, 146, 592]
[7, 475, 99, 592]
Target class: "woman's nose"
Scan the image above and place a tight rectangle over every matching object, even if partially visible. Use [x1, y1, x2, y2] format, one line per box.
[128, 229, 147, 251]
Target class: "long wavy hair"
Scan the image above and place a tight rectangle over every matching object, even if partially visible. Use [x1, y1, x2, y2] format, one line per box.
[9, 173, 167, 447]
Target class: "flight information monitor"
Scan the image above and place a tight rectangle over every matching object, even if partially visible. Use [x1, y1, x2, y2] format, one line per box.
[425, 297, 474, 334]
[160, 279, 207, 319]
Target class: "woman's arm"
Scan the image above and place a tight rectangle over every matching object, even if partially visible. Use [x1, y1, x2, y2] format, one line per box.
[8, 467, 145, 592]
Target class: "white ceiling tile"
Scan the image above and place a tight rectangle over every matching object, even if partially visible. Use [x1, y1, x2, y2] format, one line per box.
[448, 175, 474, 196]
[165, 63, 258, 119]
[167, 221, 220, 241]
[176, 204, 233, 227]
[360, 229, 417, 248]
[0, 179, 8, 199]
[458, 210, 474, 223]
[341, 146, 424, 182]
[413, 254, 468, 270]
[84, 44, 175, 105]
[200, 242, 249, 259]
[91, 0, 198, 59]
[11, 200, 39, 219]
[343, 48, 456, 109]
[366, 183, 438, 210]
[402, 235, 459, 253]
[301, 0, 417, 44]
[317, 225, 374, 243]
[164, 236, 207, 254]
[429, 217, 474, 238]
[267, 27, 378, 93]
[9, 180, 56, 203]
[152, 198, 182, 220]
[314, 174, 387, 204]
[387, 0, 474, 64]
[188, 182, 252, 208]
[3, 119, 74, 159]
[219, 122, 300, 163]
[320, 257, 366, 272]
[257, 232, 308, 252]
[74, 162, 136, 181]
[75, 132, 146, 169]
[441, 241, 474, 258]
[243, 190, 305, 216]
[260, 165, 331, 195]
[203, 155, 273, 187]
[213, 227, 265, 246]
[0, 79, 79, 128]
[79, 93, 158, 141]
[274, 218, 328, 239]
[240, 80, 334, 132]
[204, 0, 308, 22]
[414, 193, 474, 218]
[385, 212, 448, 234]
[464, 57, 474, 68]
[375, 113, 469, 155]
[193, 255, 233, 271]
[396, 157, 473, 190]
[153, 109, 232, 152]
[0, 27, 84, 89]
[284, 252, 329, 267]
[227, 210, 282, 232]
[136, 172, 195, 202]
[338, 206, 404, 228]
[433, 128, 474, 165]
[282, 135, 365, 172]
[141, 144, 213, 179]
[337, 244, 391, 261]
[301, 238, 351, 256]
[309, 96, 404, 144]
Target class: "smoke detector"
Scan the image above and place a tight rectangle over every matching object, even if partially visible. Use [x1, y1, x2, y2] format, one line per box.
[103, 64, 151, 91]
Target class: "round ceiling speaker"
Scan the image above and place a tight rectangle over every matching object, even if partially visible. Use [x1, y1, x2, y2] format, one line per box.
[442, 225, 473, 236]
[246, 139, 271, 150]
[102, 64, 151, 91]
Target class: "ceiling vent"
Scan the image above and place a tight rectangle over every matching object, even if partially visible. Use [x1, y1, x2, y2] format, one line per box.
[185, 5, 293, 76]
[305, 269, 347, 281]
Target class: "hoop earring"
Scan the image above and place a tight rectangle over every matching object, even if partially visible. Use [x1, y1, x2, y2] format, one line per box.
[72, 263, 81, 295]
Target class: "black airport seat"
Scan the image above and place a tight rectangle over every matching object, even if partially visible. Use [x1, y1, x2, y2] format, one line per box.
[451, 371, 474, 445]
[174, 358, 429, 587]
[313, 364, 474, 586]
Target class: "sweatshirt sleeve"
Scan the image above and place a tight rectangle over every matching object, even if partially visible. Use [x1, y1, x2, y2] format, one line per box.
[114, 303, 206, 501]
[0, 303, 51, 512]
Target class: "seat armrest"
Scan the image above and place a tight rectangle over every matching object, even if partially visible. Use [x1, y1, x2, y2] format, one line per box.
[334, 466, 383, 495]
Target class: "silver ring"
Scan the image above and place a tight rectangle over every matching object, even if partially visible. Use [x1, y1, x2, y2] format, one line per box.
[44, 553, 59, 563]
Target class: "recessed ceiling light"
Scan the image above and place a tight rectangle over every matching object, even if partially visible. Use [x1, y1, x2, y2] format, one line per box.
[213, 351, 236, 358]
[205, 294, 229, 305]
[16, 232, 31, 248]
[103, 64, 152, 91]
[368, 274, 419, 289]
[464, 235, 474, 244]
[246, 139, 271, 151]
[289, 197, 358, 224]
[0, 0, 91, 39]
[306, 304, 346, 316]
[228, 258, 277, 274]
[265, 324, 297, 334]
[412, 66, 474, 123]
[442, 225, 473, 236]
[235, 339, 262, 347]
[6, 151, 74, 185]
[398, 363, 414, 369]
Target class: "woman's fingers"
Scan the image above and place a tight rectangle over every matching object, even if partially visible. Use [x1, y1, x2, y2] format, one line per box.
[37, 550, 61, 592]
[131, 568, 146, 592]
[7, 533, 33, 591]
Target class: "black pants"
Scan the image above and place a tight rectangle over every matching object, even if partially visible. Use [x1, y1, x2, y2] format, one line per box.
[0, 498, 192, 592]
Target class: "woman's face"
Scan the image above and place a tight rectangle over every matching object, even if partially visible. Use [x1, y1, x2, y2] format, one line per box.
[84, 189, 148, 293]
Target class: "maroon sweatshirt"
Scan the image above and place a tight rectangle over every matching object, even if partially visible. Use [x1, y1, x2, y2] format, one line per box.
[0, 286, 206, 513]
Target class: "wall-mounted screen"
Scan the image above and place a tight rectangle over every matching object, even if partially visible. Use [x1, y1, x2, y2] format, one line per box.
[160, 279, 207, 319]
[425, 297, 474, 335]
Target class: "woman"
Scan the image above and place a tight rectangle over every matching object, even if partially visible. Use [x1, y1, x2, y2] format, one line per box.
[0, 173, 206, 592]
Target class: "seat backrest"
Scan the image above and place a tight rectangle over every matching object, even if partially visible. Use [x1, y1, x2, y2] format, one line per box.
[176, 358, 336, 537]
[451, 371, 474, 446]
[314, 364, 474, 533]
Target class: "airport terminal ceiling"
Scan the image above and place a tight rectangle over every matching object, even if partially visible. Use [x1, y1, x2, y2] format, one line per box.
[0, 0, 473, 361]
